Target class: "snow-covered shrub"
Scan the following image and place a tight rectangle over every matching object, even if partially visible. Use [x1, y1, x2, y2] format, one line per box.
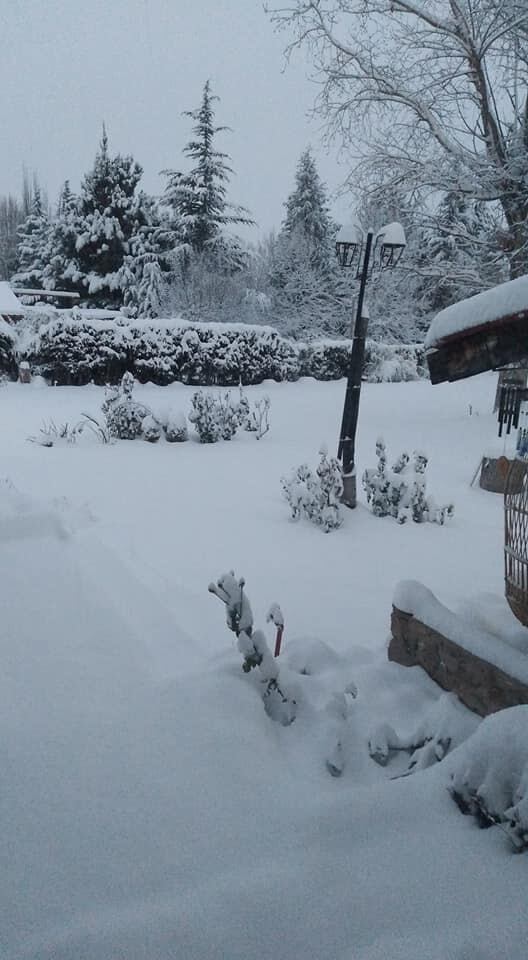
[14, 304, 427, 387]
[282, 446, 343, 532]
[369, 693, 479, 774]
[298, 340, 426, 383]
[362, 439, 454, 524]
[244, 396, 271, 439]
[188, 390, 222, 443]
[216, 393, 240, 440]
[238, 387, 271, 439]
[298, 340, 350, 380]
[450, 706, 528, 851]
[189, 390, 243, 442]
[142, 414, 162, 443]
[0, 320, 17, 380]
[21, 308, 129, 386]
[163, 409, 188, 443]
[103, 372, 152, 440]
[363, 342, 426, 383]
[208, 571, 296, 726]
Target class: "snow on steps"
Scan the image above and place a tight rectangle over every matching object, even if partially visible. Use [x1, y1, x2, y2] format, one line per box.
[390, 580, 528, 716]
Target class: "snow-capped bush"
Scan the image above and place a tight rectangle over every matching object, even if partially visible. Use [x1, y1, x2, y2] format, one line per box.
[368, 693, 479, 774]
[11, 306, 427, 387]
[450, 706, 528, 851]
[142, 414, 162, 443]
[163, 409, 188, 443]
[216, 393, 240, 440]
[189, 390, 245, 443]
[362, 438, 454, 524]
[103, 372, 152, 440]
[243, 395, 271, 439]
[282, 446, 343, 532]
[208, 571, 296, 726]
[188, 391, 222, 443]
[0, 320, 17, 380]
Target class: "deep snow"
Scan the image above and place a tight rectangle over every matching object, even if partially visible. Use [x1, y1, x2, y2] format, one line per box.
[1, 373, 527, 959]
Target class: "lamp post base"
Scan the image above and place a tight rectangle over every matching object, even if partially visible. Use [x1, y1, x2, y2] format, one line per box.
[341, 472, 357, 509]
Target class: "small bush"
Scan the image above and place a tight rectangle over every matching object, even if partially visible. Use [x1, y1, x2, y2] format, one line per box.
[362, 439, 454, 524]
[103, 372, 152, 440]
[142, 414, 162, 443]
[282, 446, 343, 532]
[163, 409, 188, 443]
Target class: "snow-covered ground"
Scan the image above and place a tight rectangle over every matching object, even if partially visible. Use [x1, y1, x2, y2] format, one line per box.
[1, 373, 527, 960]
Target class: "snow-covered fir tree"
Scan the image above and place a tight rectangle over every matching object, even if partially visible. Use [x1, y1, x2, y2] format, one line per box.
[281, 147, 335, 272]
[75, 128, 149, 307]
[269, 149, 347, 337]
[42, 181, 84, 293]
[11, 184, 50, 289]
[119, 220, 165, 318]
[161, 80, 253, 264]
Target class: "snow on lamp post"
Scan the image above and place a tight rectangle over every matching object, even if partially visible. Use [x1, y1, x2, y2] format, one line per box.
[336, 221, 406, 508]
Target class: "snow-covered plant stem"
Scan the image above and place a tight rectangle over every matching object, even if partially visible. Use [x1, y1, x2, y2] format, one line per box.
[208, 572, 295, 725]
[267, 603, 285, 657]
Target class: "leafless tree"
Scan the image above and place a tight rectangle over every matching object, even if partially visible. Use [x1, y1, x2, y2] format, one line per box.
[268, 1, 528, 277]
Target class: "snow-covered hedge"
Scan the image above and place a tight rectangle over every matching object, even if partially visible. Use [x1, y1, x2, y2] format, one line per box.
[9, 307, 427, 386]
[0, 318, 17, 379]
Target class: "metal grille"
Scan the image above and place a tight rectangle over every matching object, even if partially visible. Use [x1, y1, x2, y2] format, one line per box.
[504, 460, 528, 626]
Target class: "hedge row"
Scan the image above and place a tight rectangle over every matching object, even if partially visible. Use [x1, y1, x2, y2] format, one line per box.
[2, 308, 426, 386]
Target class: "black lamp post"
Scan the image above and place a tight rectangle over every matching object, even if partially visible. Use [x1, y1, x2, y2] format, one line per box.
[336, 221, 406, 507]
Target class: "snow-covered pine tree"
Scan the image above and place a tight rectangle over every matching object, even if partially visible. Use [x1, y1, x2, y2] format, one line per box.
[11, 183, 50, 289]
[161, 80, 254, 264]
[0, 194, 26, 281]
[42, 181, 83, 293]
[120, 219, 166, 319]
[75, 128, 149, 307]
[269, 149, 347, 337]
[282, 147, 335, 272]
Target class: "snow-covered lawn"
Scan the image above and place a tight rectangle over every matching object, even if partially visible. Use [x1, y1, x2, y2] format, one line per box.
[2, 373, 527, 959]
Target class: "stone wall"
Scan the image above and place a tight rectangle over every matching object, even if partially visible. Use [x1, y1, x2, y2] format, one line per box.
[390, 605, 528, 717]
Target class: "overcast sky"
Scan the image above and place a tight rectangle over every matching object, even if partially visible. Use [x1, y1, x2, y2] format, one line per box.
[0, 0, 350, 238]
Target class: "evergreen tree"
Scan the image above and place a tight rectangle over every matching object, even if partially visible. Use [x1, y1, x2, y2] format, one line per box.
[75, 128, 148, 306]
[423, 192, 505, 311]
[161, 80, 253, 261]
[282, 148, 335, 271]
[0, 194, 25, 280]
[12, 184, 50, 288]
[269, 150, 346, 337]
[120, 223, 165, 318]
[42, 181, 83, 292]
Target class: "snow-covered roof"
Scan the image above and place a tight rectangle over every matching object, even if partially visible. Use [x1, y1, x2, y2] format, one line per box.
[425, 274, 528, 349]
[0, 282, 23, 316]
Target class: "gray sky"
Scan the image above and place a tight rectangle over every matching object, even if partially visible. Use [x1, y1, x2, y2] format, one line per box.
[0, 0, 349, 238]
